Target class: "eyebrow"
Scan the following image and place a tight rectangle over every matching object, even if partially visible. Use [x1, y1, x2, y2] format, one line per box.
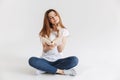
[49, 14, 57, 18]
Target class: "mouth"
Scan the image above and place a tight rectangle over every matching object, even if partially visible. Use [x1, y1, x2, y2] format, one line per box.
[54, 20, 59, 23]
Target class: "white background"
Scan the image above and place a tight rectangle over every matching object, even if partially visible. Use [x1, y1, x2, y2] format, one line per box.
[0, 0, 120, 80]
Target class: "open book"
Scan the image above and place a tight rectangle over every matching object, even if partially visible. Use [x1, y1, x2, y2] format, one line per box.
[41, 35, 62, 46]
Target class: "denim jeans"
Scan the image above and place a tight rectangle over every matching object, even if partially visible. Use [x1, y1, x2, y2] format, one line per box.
[28, 56, 79, 74]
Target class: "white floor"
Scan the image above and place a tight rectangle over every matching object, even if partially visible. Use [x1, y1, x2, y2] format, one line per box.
[1, 54, 120, 80]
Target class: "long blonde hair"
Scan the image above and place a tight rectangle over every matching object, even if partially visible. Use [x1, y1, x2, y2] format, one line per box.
[39, 9, 65, 37]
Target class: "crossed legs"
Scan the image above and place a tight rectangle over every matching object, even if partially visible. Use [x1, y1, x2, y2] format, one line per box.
[28, 56, 79, 75]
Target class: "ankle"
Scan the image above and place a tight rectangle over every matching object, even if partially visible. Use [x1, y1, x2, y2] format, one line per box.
[56, 69, 64, 74]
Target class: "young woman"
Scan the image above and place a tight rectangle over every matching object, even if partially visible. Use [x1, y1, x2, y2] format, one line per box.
[28, 9, 79, 76]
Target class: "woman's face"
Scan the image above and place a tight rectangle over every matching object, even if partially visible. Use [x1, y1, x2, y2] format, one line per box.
[48, 11, 60, 25]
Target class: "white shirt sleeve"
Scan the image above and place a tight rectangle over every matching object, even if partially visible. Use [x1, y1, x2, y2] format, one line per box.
[63, 28, 70, 37]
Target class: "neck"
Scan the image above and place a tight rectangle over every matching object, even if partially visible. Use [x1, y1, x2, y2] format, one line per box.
[52, 24, 58, 31]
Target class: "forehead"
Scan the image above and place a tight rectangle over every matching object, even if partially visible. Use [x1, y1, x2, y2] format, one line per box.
[48, 11, 56, 17]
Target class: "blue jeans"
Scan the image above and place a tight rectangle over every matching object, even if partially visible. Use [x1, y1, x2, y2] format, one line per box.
[28, 56, 79, 74]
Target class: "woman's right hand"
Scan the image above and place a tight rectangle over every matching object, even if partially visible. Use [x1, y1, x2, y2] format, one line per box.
[43, 43, 57, 52]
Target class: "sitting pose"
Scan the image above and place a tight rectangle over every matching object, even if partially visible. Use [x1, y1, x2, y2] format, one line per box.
[28, 9, 79, 76]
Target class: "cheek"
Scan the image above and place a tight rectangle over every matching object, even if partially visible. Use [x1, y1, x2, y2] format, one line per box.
[56, 16, 59, 20]
[49, 19, 54, 23]
[56, 17, 60, 22]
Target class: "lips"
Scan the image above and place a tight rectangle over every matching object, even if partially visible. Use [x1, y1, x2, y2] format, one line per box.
[54, 20, 59, 23]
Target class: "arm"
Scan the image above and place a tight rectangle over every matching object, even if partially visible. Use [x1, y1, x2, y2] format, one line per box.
[52, 27, 63, 45]
[55, 27, 69, 53]
[40, 35, 54, 45]
[57, 36, 67, 53]
[42, 43, 57, 53]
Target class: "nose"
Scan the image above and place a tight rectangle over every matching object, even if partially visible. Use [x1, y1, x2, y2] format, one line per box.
[52, 17, 56, 20]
